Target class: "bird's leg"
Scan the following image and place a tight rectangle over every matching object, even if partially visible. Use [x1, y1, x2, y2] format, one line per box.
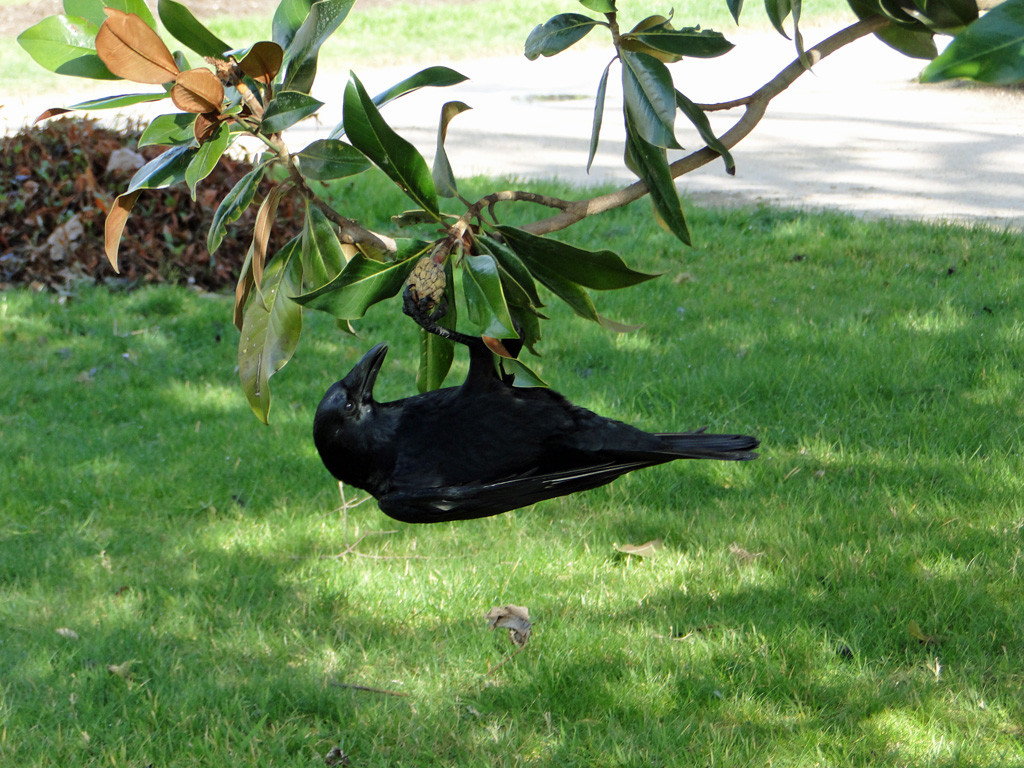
[402, 284, 486, 350]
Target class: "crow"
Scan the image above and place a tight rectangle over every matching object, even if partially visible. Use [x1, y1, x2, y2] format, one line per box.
[313, 340, 758, 524]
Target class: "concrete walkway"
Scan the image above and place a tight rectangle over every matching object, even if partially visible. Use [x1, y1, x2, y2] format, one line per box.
[7, 24, 1024, 228]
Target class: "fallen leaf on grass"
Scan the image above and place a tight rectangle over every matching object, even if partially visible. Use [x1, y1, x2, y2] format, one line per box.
[614, 539, 664, 558]
[55, 627, 79, 640]
[908, 620, 939, 646]
[107, 660, 137, 677]
[485, 605, 531, 648]
[324, 745, 350, 766]
[728, 543, 764, 564]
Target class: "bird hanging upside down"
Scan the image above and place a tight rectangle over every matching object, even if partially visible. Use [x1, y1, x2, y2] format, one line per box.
[313, 301, 759, 524]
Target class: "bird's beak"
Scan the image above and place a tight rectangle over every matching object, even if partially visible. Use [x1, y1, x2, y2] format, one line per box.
[347, 343, 388, 404]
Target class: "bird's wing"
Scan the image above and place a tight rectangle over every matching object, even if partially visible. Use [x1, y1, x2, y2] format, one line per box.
[377, 458, 660, 524]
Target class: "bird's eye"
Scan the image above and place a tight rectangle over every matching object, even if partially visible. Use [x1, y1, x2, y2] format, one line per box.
[343, 401, 355, 413]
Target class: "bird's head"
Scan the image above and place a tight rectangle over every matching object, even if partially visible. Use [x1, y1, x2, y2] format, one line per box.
[313, 343, 390, 484]
[315, 342, 388, 425]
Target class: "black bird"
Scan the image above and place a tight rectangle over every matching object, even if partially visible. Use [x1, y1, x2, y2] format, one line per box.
[314, 342, 758, 524]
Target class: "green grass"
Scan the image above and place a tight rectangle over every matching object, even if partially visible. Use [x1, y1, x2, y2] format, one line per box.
[2, 171, 1023, 766]
[2, 0, 855, 94]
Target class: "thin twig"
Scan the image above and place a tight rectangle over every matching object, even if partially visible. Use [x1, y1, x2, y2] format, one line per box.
[329, 682, 411, 697]
[520, 15, 891, 236]
[486, 646, 525, 676]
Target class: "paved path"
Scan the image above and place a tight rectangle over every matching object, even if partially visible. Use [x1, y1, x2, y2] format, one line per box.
[7, 25, 1024, 228]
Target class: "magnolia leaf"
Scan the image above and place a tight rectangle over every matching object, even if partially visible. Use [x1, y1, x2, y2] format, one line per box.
[463, 252, 518, 339]
[280, 0, 355, 94]
[252, 185, 288, 289]
[138, 112, 197, 146]
[96, 8, 180, 84]
[234, 242, 255, 330]
[433, 101, 471, 198]
[621, 49, 680, 149]
[675, 89, 735, 175]
[921, 0, 1024, 84]
[417, 260, 456, 392]
[292, 252, 421, 320]
[237, 40, 284, 84]
[104, 190, 141, 272]
[525, 13, 600, 60]
[261, 90, 324, 133]
[126, 144, 196, 193]
[185, 122, 229, 197]
[157, 0, 231, 57]
[295, 138, 370, 180]
[485, 605, 532, 648]
[614, 539, 664, 557]
[727, 0, 745, 23]
[65, 0, 157, 29]
[208, 160, 269, 254]
[301, 201, 346, 290]
[238, 238, 304, 424]
[629, 25, 734, 59]
[17, 15, 116, 80]
[765, 0, 793, 38]
[272, 0, 314, 49]
[343, 72, 439, 218]
[624, 113, 690, 244]
[587, 60, 613, 173]
[171, 67, 224, 113]
[579, 0, 615, 11]
[495, 226, 659, 290]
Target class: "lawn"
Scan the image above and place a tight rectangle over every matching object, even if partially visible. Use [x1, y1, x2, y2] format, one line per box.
[2, 173, 1022, 765]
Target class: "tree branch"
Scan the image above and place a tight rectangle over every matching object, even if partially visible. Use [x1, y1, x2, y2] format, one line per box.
[519, 15, 891, 236]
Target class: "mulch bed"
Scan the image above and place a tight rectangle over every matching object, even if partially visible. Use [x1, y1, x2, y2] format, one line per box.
[0, 117, 302, 293]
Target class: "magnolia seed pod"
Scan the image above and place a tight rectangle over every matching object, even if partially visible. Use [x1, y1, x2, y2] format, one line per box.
[405, 256, 446, 309]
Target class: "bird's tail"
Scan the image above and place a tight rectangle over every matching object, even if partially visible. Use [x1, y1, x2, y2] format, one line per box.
[657, 429, 759, 461]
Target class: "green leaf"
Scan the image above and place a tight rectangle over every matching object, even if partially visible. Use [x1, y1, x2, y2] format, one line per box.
[327, 66, 469, 140]
[874, 23, 938, 59]
[292, 253, 420, 319]
[620, 50, 680, 149]
[675, 89, 735, 175]
[208, 161, 269, 254]
[185, 122, 230, 199]
[578, 0, 615, 11]
[138, 112, 197, 147]
[295, 138, 370, 180]
[921, 0, 1024, 84]
[17, 15, 116, 80]
[630, 26, 734, 58]
[475, 236, 544, 309]
[500, 356, 548, 387]
[57, 92, 169, 116]
[433, 101, 471, 198]
[301, 201, 346, 290]
[915, 0, 978, 31]
[525, 13, 600, 61]
[126, 144, 197, 193]
[272, 0, 314, 50]
[727, 0, 745, 23]
[588, 60, 612, 173]
[261, 90, 324, 133]
[280, 0, 355, 93]
[238, 237, 304, 424]
[495, 226, 659, 291]
[157, 0, 231, 57]
[462, 253, 518, 339]
[64, 0, 156, 29]
[624, 114, 690, 245]
[764, 0, 792, 38]
[343, 73, 440, 218]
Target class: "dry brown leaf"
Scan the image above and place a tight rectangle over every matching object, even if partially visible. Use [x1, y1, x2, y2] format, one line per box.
[171, 68, 225, 114]
[105, 190, 142, 273]
[485, 605, 531, 648]
[614, 539, 664, 558]
[96, 9, 179, 85]
[482, 336, 513, 358]
[238, 41, 284, 84]
[252, 185, 287, 289]
[728, 543, 764, 564]
[47, 214, 84, 261]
